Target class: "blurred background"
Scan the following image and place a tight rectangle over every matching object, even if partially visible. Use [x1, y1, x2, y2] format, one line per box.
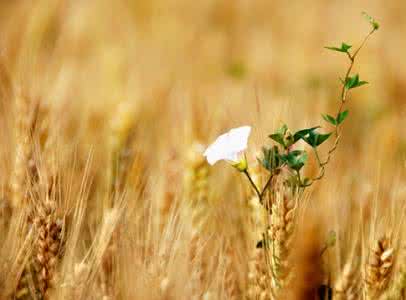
[0, 2, 405, 298]
[0, 0, 405, 193]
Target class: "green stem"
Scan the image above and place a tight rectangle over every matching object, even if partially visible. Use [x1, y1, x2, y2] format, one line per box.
[296, 169, 302, 186]
[243, 170, 262, 204]
[260, 174, 274, 198]
[320, 244, 329, 257]
[306, 28, 377, 187]
[314, 147, 322, 166]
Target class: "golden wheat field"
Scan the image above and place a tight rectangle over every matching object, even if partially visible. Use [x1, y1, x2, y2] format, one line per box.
[0, 1, 405, 299]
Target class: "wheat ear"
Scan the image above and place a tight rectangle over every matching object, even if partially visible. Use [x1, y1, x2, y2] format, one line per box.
[66, 262, 90, 300]
[365, 236, 394, 299]
[33, 200, 63, 299]
[381, 249, 406, 300]
[13, 231, 37, 300]
[246, 248, 273, 300]
[96, 102, 138, 298]
[223, 245, 242, 300]
[184, 142, 211, 298]
[158, 150, 181, 231]
[245, 164, 272, 300]
[108, 100, 138, 198]
[334, 259, 362, 300]
[246, 164, 267, 245]
[269, 187, 297, 295]
[11, 92, 39, 209]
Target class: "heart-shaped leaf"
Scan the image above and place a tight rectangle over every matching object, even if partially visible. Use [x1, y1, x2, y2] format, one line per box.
[281, 150, 308, 171]
[322, 114, 337, 126]
[303, 131, 332, 148]
[325, 42, 352, 53]
[293, 126, 320, 143]
[336, 110, 349, 124]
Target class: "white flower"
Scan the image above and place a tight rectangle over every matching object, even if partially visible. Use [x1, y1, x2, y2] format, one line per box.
[203, 126, 251, 167]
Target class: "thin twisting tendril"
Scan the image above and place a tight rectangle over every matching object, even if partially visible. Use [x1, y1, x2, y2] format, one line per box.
[305, 28, 377, 186]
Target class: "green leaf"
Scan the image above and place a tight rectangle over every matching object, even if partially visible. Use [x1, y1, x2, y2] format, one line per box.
[336, 110, 349, 124]
[341, 43, 352, 52]
[293, 126, 320, 143]
[325, 42, 352, 53]
[344, 74, 368, 90]
[345, 75, 358, 89]
[362, 12, 379, 30]
[322, 114, 337, 125]
[294, 151, 308, 170]
[357, 80, 368, 87]
[258, 147, 271, 171]
[276, 124, 288, 136]
[303, 131, 332, 147]
[259, 146, 283, 172]
[325, 46, 343, 52]
[269, 133, 285, 147]
[281, 150, 308, 171]
[269, 124, 290, 148]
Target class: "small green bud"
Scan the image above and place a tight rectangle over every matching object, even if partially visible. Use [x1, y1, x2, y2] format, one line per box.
[303, 177, 311, 186]
[326, 230, 337, 247]
[232, 157, 248, 172]
[285, 131, 295, 148]
[362, 12, 379, 31]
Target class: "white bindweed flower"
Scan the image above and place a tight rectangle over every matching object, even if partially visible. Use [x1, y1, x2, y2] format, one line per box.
[203, 126, 251, 170]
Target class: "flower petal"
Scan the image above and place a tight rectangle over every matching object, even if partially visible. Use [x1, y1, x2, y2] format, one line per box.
[203, 126, 251, 165]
